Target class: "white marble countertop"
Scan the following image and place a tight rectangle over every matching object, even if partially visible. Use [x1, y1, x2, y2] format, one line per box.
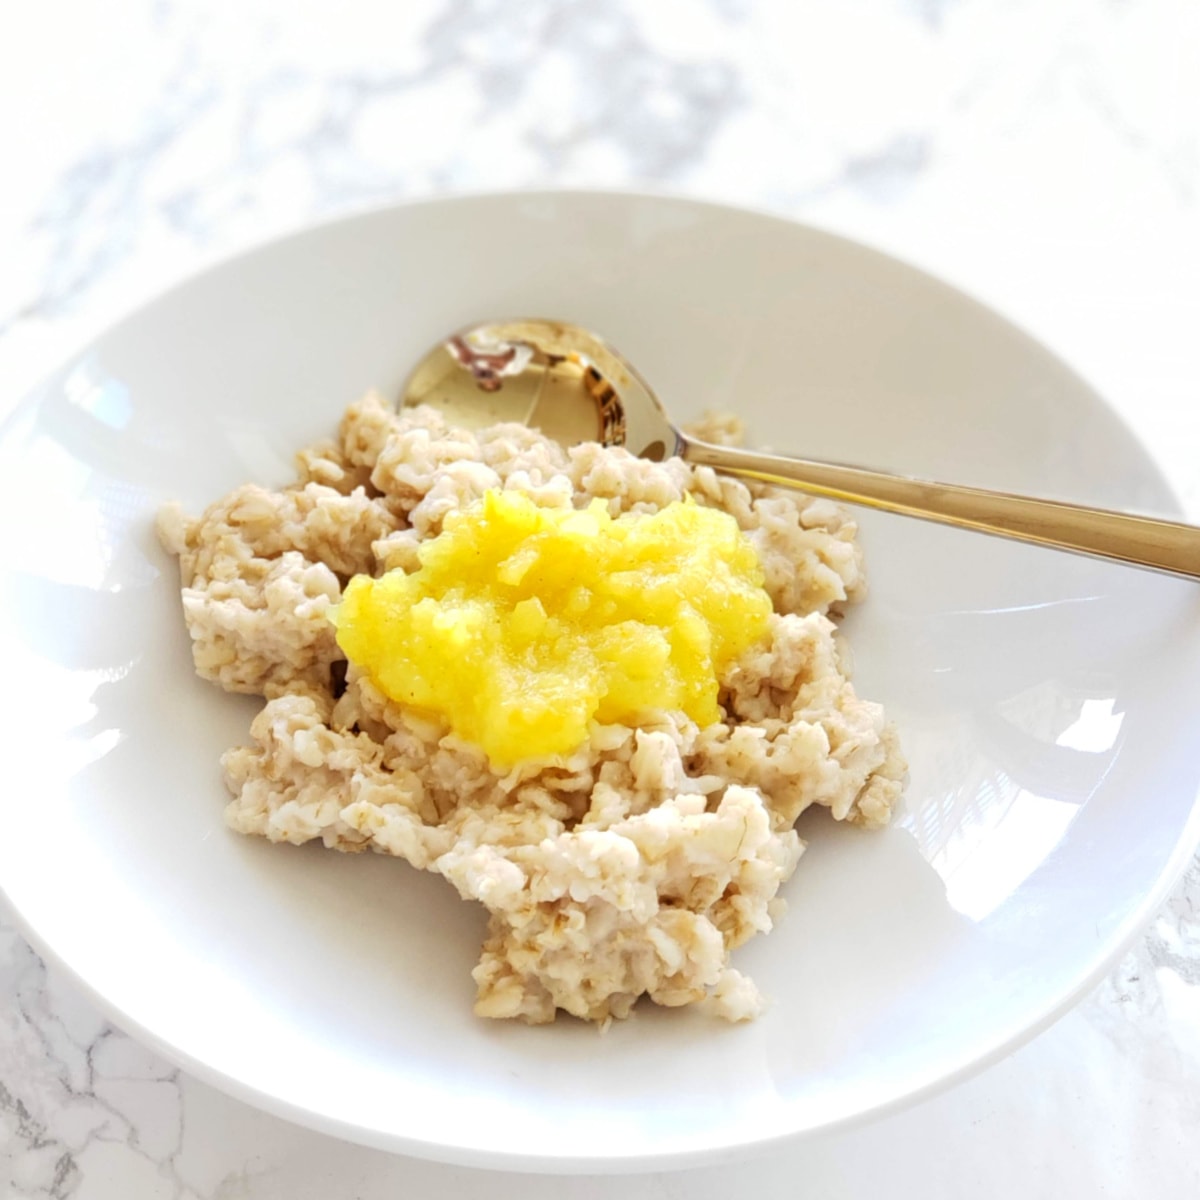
[2, 2, 1199, 1196]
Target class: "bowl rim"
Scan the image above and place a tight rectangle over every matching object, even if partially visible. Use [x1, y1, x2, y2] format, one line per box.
[3, 187, 1199, 1174]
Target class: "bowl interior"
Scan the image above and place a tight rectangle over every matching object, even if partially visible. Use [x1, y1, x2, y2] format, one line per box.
[1, 192, 1198, 1171]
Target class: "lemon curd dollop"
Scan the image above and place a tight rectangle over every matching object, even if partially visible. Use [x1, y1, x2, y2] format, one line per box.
[331, 489, 772, 767]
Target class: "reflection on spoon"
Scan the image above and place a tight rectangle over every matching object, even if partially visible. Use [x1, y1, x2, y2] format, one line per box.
[402, 319, 1200, 581]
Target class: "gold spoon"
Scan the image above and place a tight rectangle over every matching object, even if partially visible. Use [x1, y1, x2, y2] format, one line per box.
[402, 318, 1200, 580]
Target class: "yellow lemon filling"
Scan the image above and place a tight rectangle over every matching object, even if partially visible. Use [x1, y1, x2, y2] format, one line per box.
[332, 489, 771, 767]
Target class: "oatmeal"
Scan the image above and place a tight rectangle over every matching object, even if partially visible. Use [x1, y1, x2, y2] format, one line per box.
[158, 392, 906, 1024]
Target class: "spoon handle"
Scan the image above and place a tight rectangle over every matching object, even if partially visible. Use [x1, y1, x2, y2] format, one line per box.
[681, 437, 1200, 581]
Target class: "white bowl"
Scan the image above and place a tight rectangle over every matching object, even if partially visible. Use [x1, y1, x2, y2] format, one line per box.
[1, 192, 1198, 1173]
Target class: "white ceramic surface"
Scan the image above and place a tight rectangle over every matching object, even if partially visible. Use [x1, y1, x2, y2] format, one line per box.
[0, 192, 1198, 1173]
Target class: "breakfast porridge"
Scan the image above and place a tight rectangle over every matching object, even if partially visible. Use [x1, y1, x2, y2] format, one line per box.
[158, 392, 906, 1024]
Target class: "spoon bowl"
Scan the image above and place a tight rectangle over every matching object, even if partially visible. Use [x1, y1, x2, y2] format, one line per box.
[403, 318, 1200, 580]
